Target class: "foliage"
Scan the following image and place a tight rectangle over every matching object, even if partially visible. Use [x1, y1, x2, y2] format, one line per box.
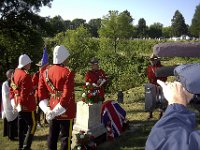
[49, 15, 66, 34]
[162, 26, 172, 38]
[63, 25, 97, 72]
[190, 3, 200, 37]
[99, 10, 133, 53]
[148, 23, 163, 38]
[117, 10, 134, 39]
[0, 0, 53, 82]
[71, 18, 86, 29]
[81, 82, 103, 104]
[0, 26, 44, 81]
[171, 10, 188, 37]
[137, 18, 148, 38]
[88, 18, 102, 37]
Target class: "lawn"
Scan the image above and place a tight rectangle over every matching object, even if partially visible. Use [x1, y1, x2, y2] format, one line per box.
[0, 86, 199, 150]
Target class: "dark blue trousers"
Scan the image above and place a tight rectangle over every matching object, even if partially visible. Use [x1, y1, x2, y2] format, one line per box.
[18, 111, 36, 150]
[48, 119, 73, 150]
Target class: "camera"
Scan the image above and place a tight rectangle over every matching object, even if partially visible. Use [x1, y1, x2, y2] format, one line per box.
[144, 83, 168, 112]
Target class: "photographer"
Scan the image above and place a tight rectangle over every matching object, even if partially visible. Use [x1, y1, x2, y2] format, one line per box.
[146, 54, 167, 119]
[146, 63, 200, 150]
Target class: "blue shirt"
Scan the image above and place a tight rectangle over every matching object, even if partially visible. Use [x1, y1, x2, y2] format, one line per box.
[145, 104, 200, 150]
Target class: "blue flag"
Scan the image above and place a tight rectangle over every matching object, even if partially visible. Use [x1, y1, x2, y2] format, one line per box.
[42, 47, 48, 66]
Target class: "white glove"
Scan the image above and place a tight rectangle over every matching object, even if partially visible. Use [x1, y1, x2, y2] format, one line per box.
[11, 98, 16, 109]
[46, 103, 66, 122]
[52, 102, 66, 116]
[16, 104, 22, 112]
[157, 80, 193, 106]
[39, 99, 50, 114]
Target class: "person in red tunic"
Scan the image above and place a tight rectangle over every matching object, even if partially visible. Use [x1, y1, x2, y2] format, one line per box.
[85, 57, 107, 101]
[38, 45, 76, 150]
[146, 54, 167, 119]
[32, 60, 48, 127]
[10, 54, 36, 150]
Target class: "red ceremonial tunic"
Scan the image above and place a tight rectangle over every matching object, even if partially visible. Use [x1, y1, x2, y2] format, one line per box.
[38, 64, 76, 120]
[32, 64, 48, 104]
[32, 71, 39, 89]
[32, 71, 39, 104]
[147, 64, 167, 86]
[85, 69, 107, 99]
[10, 68, 36, 112]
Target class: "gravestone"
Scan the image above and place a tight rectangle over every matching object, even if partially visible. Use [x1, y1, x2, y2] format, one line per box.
[71, 101, 107, 149]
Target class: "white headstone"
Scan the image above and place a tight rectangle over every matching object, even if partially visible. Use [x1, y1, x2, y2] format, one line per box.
[71, 101, 106, 148]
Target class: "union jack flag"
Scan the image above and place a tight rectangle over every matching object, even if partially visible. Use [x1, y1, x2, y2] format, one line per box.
[101, 100, 126, 138]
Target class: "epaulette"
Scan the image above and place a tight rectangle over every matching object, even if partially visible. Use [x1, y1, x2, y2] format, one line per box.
[10, 71, 18, 90]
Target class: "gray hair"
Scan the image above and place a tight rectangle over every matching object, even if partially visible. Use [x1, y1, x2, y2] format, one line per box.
[6, 69, 14, 79]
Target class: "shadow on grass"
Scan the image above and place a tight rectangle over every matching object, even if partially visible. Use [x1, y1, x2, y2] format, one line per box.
[98, 120, 157, 150]
[124, 98, 144, 104]
[125, 109, 146, 113]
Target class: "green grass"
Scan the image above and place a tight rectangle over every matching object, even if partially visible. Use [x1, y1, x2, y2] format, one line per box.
[0, 86, 200, 150]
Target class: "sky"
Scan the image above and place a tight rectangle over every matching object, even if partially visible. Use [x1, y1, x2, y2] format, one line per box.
[39, 0, 200, 27]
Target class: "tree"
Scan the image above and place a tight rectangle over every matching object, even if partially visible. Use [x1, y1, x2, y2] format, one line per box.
[88, 18, 101, 37]
[99, 10, 133, 53]
[137, 18, 148, 38]
[190, 3, 200, 38]
[162, 26, 172, 38]
[71, 18, 86, 29]
[63, 25, 94, 71]
[49, 15, 66, 34]
[64, 20, 73, 30]
[117, 10, 134, 39]
[148, 23, 163, 38]
[171, 10, 188, 37]
[0, 0, 53, 31]
[0, 0, 53, 81]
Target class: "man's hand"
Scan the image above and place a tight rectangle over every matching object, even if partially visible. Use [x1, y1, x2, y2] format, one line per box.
[157, 80, 193, 106]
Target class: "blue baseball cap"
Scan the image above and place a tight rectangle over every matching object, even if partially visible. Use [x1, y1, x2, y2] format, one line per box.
[174, 63, 200, 94]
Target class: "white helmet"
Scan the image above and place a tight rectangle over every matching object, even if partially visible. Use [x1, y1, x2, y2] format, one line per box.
[17, 54, 32, 68]
[53, 45, 70, 64]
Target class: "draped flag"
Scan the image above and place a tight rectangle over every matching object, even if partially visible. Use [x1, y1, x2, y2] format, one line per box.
[101, 100, 127, 138]
[42, 47, 48, 66]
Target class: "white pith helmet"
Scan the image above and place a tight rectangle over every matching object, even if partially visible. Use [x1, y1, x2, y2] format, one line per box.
[53, 45, 70, 64]
[17, 54, 32, 68]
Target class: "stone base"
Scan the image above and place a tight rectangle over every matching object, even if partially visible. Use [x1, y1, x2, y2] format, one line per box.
[73, 123, 106, 137]
[94, 132, 107, 145]
[71, 132, 107, 150]
[71, 101, 107, 149]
